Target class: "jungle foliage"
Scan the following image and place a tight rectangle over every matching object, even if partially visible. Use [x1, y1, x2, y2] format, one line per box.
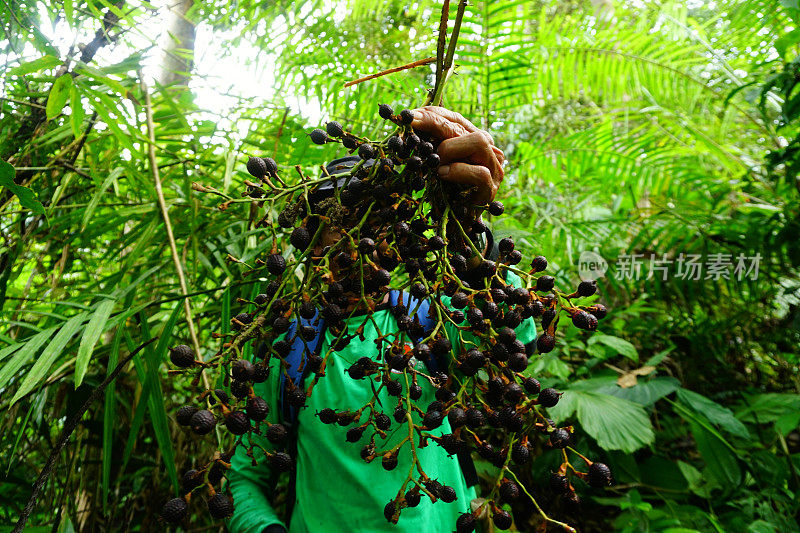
[1, 0, 799, 531]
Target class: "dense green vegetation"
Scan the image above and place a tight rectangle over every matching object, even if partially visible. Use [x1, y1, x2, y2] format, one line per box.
[1, 0, 799, 531]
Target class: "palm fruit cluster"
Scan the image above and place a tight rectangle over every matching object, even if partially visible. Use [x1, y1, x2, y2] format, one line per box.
[161, 104, 612, 531]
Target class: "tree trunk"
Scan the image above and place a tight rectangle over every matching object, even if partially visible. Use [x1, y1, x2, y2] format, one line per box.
[157, 0, 196, 87]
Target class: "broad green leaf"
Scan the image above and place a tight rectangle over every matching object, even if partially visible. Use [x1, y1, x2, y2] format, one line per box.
[677, 388, 750, 439]
[546, 387, 579, 421]
[670, 399, 739, 455]
[776, 410, 800, 436]
[585, 342, 608, 360]
[528, 352, 571, 379]
[10, 314, 88, 404]
[8, 55, 61, 75]
[0, 161, 45, 215]
[676, 460, 710, 497]
[74, 299, 116, 387]
[606, 377, 680, 406]
[736, 393, 800, 423]
[82, 167, 124, 230]
[0, 327, 58, 390]
[589, 333, 638, 362]
[688, 420, 741, 489]
[550, 391, 655, 452]
[46, 74, 73, 120]
[30, 25, 59, 57]
[69, 84, 85, 138]
[566, 376, 618, 392]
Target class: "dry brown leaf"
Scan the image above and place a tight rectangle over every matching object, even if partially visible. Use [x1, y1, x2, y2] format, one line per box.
[617, 365, 656, 388]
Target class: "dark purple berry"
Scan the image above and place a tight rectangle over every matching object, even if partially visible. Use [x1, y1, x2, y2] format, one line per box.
[493, 509, 513, 530]
[572, 310, 598, 331]
[400, 109, 414, 124]
[161, 497, 188, 523]
[290, 226, 311, 250]
[456, 512, 476, 533]
[358, 143, 375, 160]
[169, 345, 194, 368]
[423, 410, 444, 429]
[176, 405, 198, 426]
[267, 423, 288, 443]
[499, 481, 520, 502]
[326, 121, 344, 137]
[588, 462, 613, 487]
[246, 396, 269, 421]
[531, 255, 548, 272]
[231, 359, 254, 381]
[266, 253, 287, 275]
[189, 410, 215, 435]
[246, 156, 267, 178]
[538, 387, 562, 408]
[488, 201, 504, 216]
[536, 275, 555, 292]
[550, 428, 570, 448]
[309, 128, 328, 144]
[549, 473, 570, 494]
[577, 279, 597, 297]
[379, 104, 394, 119]
[225, 411, 251, 435]
[537, 333, 556, 353]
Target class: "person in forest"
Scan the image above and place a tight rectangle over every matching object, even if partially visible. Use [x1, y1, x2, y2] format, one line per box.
[227, 106, 537, 533]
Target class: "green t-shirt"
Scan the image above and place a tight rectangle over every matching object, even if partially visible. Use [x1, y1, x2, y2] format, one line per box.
[228, 271, 536, 533]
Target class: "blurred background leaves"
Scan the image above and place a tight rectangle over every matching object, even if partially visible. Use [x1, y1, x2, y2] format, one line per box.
[1, 0, 799, 531]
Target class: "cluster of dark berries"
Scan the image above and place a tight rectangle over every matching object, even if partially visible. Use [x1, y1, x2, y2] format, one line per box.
[162, 342, 293, 525]
[162, 103, 612, 531]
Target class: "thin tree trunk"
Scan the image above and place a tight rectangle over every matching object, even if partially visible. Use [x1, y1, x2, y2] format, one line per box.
[157, 0, 196, 87]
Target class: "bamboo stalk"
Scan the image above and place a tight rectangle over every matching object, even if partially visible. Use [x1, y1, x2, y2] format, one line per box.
[139, 75, 213, 397]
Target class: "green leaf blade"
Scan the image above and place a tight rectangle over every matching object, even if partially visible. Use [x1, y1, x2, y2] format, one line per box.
[0, 161, 45, 215]
[9, 55, 61, 75]
[10, 314, 87, 405]
[552, 391, 655, 452]
[591, 333, 639, 362]
[0, 327, 58, 390]
[677, 388, 750, 439]
[75, 299, 116, 387]
[46, 74, 74, 120]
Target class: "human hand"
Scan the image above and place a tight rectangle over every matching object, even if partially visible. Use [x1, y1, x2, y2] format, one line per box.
[410, 106, 505, 205]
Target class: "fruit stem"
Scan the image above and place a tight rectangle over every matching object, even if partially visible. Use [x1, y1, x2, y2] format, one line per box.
[428, 0, 469, 107]
[503, 468, 578, 533]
